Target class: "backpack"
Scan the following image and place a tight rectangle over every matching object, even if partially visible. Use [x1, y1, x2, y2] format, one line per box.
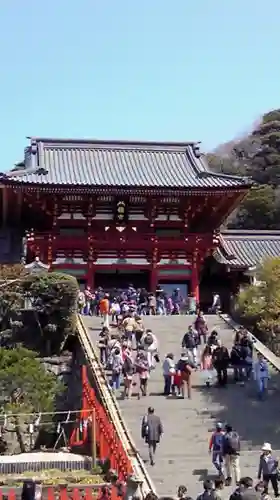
[177, 358, 195, 373]
[144, 333, 154, 345]
[225, 431, 240, 454]
[212, 432, 224, 451]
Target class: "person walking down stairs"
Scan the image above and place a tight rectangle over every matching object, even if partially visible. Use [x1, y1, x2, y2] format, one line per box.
[141, 406, 163, 466]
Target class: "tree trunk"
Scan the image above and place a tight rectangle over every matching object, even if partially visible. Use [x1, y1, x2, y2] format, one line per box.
[14, 416, 26, 453]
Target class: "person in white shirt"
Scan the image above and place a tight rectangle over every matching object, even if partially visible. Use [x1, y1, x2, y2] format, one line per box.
[142, 330, 159, 369]
[162, 353, 175, 395]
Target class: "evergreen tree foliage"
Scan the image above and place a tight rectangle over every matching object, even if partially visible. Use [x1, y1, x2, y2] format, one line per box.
[209, 108, 280, 229]
[236, 257, 280, 353]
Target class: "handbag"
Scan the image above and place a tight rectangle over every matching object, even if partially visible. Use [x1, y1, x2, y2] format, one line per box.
[154, 353, 160, 363]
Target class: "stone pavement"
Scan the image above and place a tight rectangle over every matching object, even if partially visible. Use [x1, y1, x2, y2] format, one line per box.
[83, 315, 280, 498]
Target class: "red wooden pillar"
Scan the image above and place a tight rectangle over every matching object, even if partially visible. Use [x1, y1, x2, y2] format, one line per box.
[150, 267, 158, 292]
[150, 244, 158, 292]
[191, 254, 200, 304]
[87, 262, 94, 289]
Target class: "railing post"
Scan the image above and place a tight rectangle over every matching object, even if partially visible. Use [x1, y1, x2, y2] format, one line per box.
[60, 487, 68, 500]
[91, 409, 97, 468]
[47, 487, 55, 500]
[8, 491, 16, 500]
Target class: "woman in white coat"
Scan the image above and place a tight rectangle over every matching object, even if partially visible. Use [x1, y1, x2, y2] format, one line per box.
[142, 329, 159, 369]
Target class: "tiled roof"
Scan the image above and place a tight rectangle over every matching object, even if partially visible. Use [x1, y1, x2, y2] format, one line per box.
[215, 230, 280, 268]
[3, 137, 252, 190]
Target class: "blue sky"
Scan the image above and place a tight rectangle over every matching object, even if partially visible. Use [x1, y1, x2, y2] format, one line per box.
[0, 0, 279, 168]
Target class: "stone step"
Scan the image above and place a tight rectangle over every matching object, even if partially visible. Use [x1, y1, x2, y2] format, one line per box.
[83, 315, 280, 498]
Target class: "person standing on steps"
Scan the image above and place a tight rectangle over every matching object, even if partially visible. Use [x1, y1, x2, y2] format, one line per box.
[258, 442, 279, 498]
[176, 352, 195, 399]
[212, 340, 230, 387]
[253, 353, 269, 399]
[99, 293, 110, 329]
[162, 353, 175, 396]
[181, 326, 199, 366]
[223, 424, 241, 486]
[209, 422, 225, 477]
[141, 407, 163, 466]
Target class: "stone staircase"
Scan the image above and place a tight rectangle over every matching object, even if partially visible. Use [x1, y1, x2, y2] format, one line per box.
[83, 315, 280, 498]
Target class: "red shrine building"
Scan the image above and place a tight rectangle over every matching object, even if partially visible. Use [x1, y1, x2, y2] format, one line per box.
[0, 137, 253, 302]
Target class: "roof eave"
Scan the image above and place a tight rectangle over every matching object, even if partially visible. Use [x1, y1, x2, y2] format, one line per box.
[0, 179, 252, 191]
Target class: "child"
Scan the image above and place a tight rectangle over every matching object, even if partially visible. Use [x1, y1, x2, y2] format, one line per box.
[172, 369, 183, 396]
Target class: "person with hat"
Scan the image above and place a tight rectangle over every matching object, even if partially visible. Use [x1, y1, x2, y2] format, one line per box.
[209, 423, 225, 477]
[258, 443, 279, 497]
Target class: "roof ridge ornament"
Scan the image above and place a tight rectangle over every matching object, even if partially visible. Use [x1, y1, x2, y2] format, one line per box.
[7, 166, 48, 178]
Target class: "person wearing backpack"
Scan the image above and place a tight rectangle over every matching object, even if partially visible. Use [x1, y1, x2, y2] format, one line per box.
[122, 352, 135, 399]
[209, 422, 225, 476]
[110, 348, 123, 393]
[223, 424, 241, 486]
[176, 353, 195, 399]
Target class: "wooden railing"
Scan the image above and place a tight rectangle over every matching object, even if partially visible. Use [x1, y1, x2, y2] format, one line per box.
[0, 485, 120, 500]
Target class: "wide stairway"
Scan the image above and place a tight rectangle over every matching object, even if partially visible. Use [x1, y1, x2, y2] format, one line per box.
[83, 315, 280, 498]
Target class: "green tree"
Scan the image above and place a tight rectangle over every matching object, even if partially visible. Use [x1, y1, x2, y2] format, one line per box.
[236, 257, 280, 352]
[21, 272, 79, 354]
[0, 347, 60, 412]
[0, 346, 62, 452]
[209, 108, 280, 229]
[228, 185, 277, 229]
[0, 272, 79, 355]
[249, 110, 280, 186]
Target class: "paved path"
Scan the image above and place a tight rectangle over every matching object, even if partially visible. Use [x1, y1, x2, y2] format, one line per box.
[83, 315, 280, 498]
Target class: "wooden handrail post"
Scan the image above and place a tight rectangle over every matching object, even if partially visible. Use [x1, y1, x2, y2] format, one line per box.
[91, 408, 97, 468]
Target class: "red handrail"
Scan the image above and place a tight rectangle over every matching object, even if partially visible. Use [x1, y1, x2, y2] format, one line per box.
[69, 365, 133, 480]
[2, 485, 120, 500]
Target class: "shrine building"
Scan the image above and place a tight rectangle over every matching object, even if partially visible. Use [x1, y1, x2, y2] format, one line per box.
[0, 137, 254, 302]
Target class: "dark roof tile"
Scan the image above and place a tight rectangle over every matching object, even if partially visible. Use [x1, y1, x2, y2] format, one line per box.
[6, 138, 251, 190]
[216, 230, 280, 268]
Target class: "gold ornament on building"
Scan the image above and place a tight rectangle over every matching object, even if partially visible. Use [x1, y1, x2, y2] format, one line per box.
[115, 200, 127, 223]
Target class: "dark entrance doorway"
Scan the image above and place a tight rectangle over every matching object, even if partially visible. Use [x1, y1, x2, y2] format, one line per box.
[199, 256, 233, 312]
[94, 269, 150, 290]
[158, 281, 190, 300]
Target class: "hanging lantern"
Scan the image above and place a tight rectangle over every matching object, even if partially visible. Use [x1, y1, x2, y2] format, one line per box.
[114, 200, 128, 223]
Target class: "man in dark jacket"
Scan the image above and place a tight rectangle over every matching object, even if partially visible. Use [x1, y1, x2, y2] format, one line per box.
[212, 341, 230, 387]
[181, 326, 199, 366]
[141, 406, 163, 466]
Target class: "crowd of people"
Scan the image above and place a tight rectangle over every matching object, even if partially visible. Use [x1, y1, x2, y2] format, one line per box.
[142, 468, 278, 500]
[78, 285, 220, 317]
[90, 285, 275, 500]
[139, 418, 279, 500]
[96, 303, 270, 401]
